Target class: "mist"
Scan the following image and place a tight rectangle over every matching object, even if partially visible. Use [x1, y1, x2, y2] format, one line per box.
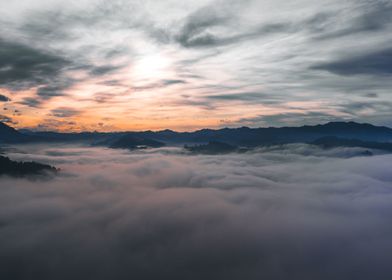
[1, 144, 392, 280]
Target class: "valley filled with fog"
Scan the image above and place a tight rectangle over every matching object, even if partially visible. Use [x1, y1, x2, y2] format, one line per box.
[1, 144, 392, 280]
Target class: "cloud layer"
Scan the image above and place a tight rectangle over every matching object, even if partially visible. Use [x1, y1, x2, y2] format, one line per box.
[1, 145, 392, 279]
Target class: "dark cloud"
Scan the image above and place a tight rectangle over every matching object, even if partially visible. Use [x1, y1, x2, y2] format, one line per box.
[98, 79, 124, 87]
[133, 79, 188, 92]
[89, 65, 124, 77]
[354, 1, 392, 32]
[0, 19, 129, 106]
[0, 94, 10, 102]
[312, 48, 392, 76]
[162, 79, 186, 85]
[176, 5, 230, 48]
[0, 145, 392, 279]
[314, 1, 392, 40]
[13, 110, 21, 117]
[175, 2, 292, 48]
[336, 101, 392, 120]
[177, 20, 291, 48]
[364, 93, 378, 98]
[93, 92, 117, 104]
[19, 97, 41, 108]
[0, 39, 69, 89]
[0, 36, 126, 108]
[0, 38, 80, 108]
[206, 92, 282, 104]
[51, 107, 82, 118]
[37, 83, 72, 100]
[174, 97, 216, 110]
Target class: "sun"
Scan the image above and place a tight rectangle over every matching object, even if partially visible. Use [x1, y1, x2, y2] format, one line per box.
[133, 52, 171, 81]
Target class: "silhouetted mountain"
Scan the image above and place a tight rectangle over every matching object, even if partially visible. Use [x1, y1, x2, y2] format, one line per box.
[108, 134, 165, 150]
[3, 121, 392, 148]
[0, 122, 27, 143]
[20, 130, 114, 143]
[0, 123, 46, 143]
[312, 136, 392, 152]
[185, 141, 239, 154]
[134, 122, 392, 146]
[0, 156, 58, 177]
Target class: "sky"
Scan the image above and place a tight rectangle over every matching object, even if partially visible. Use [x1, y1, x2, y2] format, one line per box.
[0, 0, 391, 131]
[1, 144, 392, 279]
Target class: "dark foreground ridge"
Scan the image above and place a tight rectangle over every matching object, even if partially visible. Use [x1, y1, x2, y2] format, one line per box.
[0, 156, 58, 178]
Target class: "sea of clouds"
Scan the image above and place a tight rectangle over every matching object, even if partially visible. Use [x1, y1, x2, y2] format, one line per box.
[1, 144, 392, 280]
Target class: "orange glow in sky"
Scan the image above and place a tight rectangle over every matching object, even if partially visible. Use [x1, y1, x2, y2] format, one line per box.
[1, 0, 391, 131]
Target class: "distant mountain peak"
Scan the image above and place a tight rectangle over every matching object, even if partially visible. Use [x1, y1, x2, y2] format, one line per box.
[325, 121, 363, 125]
[0, 121, 18, 132]
[320, 121, 391, 130]
[0, 122, 23, 143]
[322, 121, 384, 128]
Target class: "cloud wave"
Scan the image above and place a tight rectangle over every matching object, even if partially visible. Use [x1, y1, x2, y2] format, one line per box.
[0, 145, 392, 279]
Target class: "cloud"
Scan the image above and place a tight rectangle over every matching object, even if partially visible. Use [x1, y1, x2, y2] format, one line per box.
[354, 1, 392, 33]
[337, 100, 392, 116]
[0, 38, 79, 108]
[31, 119, 81, 131]
[0, 38, 69, 89]
[0, 145, 392, 279]
[162, 79, 187, 86]
[365, 93, 378, 98]
[0, 0, 391, 128]
[19, 97, 41, 108]
[51, 107, 82, 118]
[37, 84, 72, 100]
[175, 2, 292, 48]
[88, 65, 125, 77]
[132, 79, 188, 92]
[175, 4, 231, 48]
[314, 1, 392, 40]
[0, 94, 10, 102]
[0, 114, 13, 123]
[312, 48, 392, 76]
[206, 92, 282, 104]
[0, 34, 126, 107]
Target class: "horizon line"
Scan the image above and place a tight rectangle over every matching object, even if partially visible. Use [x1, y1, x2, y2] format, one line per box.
[3, 120, 391, 134]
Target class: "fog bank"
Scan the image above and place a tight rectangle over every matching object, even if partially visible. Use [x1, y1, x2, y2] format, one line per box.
[1, 145, 392, 280]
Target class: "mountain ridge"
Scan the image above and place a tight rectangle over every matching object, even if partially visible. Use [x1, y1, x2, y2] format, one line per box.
[2, 121, 392, 146]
